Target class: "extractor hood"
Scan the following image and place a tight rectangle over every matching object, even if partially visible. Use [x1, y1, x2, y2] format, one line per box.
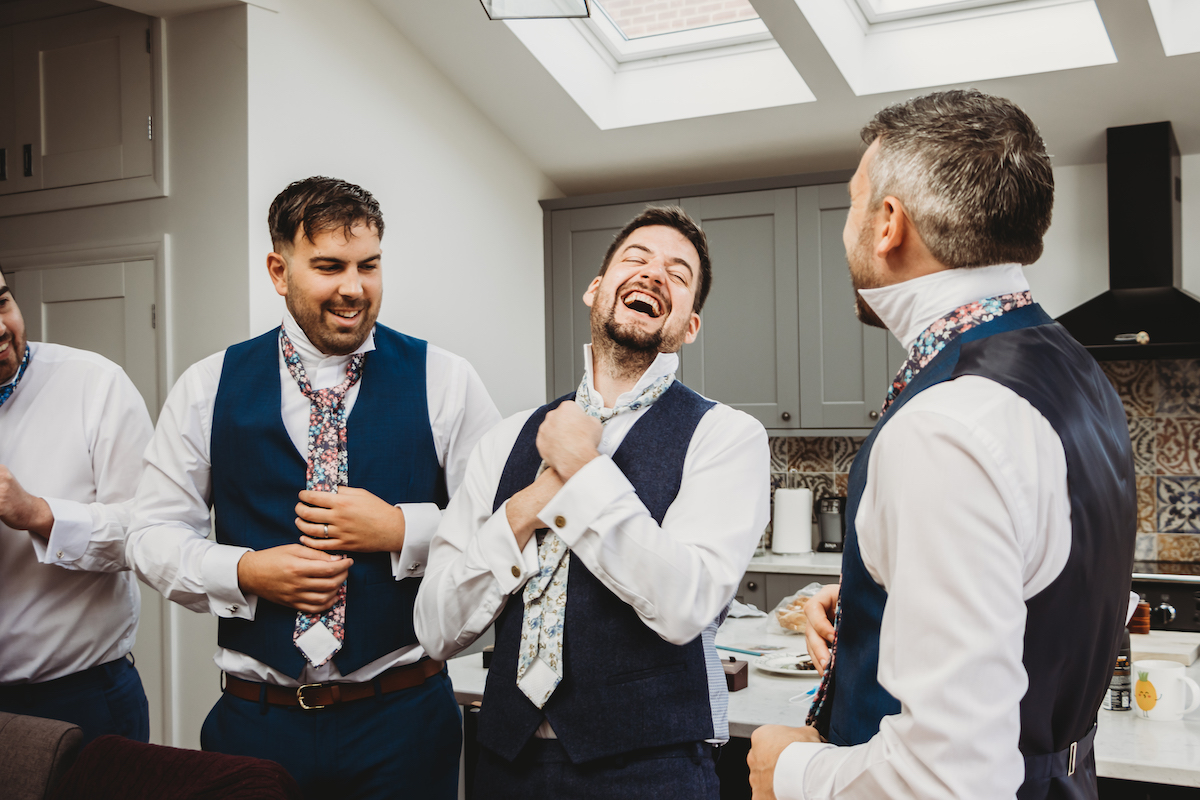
[1056, 121, 1200, 360]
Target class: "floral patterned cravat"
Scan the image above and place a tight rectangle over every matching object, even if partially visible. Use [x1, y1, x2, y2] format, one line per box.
[515, 370, 675, 709]
[807, 290, 1033, 729]
[280, 328, 365, 667]
[0, 345, 30, 409]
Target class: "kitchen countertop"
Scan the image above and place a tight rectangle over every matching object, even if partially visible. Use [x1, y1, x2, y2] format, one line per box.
[747, 551, 842, 576]
[447, 617, 1200, 787]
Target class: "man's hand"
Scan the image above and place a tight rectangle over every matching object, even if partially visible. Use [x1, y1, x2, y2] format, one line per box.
[805, 582, 840, 675]
[536, 402, 602, 481]
[505, 468, 565, 550]
[749, 724, 824, 800]
[237, 544, 353, 613]
[0, 465, 54, 538]
[295, 487, 405, 553]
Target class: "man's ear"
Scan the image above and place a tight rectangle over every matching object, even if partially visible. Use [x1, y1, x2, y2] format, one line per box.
[582, 276, 602, 308]
[682, 312, 701, 345]
[874, 196, 909, 260]
[267, 252, 289, 298]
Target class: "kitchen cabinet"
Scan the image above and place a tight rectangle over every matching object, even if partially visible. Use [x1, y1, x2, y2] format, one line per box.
[544, 173, 906, 433]
[797, 184, 908, 428]
[678, 189, 800, 430]
[736, 572, 767, 610]
[0, 6, 160, 214]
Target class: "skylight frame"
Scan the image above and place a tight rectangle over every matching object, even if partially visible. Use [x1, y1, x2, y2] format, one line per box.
[852, 0, 1028, 24]
[795, 0, 1116, 96]
[583, 0, 773, 65]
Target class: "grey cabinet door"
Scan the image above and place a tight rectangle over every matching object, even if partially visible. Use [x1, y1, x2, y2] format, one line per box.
[548, 200, 680, 399]
[797, 184, 894, 429]
[679, 189, 800, 430]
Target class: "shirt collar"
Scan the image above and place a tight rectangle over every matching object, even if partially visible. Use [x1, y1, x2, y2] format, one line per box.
[857, 263, 1031, 351]
[281, 309, 376, 373]
[582, 343, 679, 409]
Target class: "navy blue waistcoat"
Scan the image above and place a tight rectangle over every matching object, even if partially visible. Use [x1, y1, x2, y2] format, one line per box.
[477, 381, 717, 765]
[211, 325, 445, 679]
[817, 305, 1135, 800]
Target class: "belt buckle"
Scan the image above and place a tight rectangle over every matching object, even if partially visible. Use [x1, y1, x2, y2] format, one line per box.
[297, 683, 327, 710]
[1067, 740, 1077, 777]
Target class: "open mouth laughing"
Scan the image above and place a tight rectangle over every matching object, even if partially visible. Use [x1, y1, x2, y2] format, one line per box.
[621, 289, 665, 319]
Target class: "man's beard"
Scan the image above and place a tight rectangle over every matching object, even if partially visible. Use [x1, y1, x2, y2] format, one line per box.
[286, 295, 375, 356]
[0, 330, 26, 385]
[848, 224, 888, 330]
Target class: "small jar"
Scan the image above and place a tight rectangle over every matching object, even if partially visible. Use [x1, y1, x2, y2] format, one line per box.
[1103, 629, 1132, 712]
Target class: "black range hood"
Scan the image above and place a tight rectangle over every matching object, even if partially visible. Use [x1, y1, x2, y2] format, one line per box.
[1056, 121, 1200, 360]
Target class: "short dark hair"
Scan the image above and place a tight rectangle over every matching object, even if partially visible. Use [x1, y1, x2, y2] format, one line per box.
[268, 176, 384, 251]
[860, 89, 1054, 268]
[600, 206, 712, 313]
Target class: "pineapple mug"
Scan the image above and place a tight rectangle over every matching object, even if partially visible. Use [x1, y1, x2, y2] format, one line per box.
[1131, 660, 1200, 721]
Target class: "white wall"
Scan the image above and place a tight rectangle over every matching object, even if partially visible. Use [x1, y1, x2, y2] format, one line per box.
[245, 0, 559, 418]
[1025, 163, 1109, 316]
[1027, 158, 1200, 315]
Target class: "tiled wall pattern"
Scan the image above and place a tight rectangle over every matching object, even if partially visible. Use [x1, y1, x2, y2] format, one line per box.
[764, 436, 863, 550]
[1102, 359, 1200, 563]
[764, 359, 1198, 560]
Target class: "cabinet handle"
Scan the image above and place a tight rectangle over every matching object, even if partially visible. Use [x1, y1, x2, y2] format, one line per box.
[781, 411, 791, 421]
[868, 410, 880, 420]
[23, 144, 32, 177]
[746, 581, 758, 591]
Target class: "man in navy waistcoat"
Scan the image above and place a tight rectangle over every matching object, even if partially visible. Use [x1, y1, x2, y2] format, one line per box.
[416, 206, 770, 799]
[749, 90, 1135, 800]
[127, 177, 500, 799]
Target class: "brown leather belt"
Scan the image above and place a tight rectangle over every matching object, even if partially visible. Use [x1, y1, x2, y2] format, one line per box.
[223, 659, 444, 710]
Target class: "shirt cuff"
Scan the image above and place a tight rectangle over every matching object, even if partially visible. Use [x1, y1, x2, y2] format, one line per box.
[34, 497, 93, 564]
[202, 544, 256, 619]
[478, 499, 539, 594]
[537, 455, 629, 548]
[775, 741, 837, 800]
[391, 502, 441, 579]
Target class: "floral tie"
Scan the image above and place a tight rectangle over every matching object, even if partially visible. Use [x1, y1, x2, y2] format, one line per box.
[515, 371, 675, 709]
[807, 290, 1033, 729]
[0, 345, 30, 409]
[280, 328, 365, 668]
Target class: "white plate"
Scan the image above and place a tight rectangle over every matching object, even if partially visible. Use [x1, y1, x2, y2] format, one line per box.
[753, 652, 819, 677]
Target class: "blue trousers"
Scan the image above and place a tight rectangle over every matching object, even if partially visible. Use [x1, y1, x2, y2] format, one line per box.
[201, 668, 461, 800]
[474, 738, 719, 800]
[0, 656, 149, 746]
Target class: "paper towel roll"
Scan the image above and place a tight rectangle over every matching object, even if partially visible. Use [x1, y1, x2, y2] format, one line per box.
[771, 487, 813, 554]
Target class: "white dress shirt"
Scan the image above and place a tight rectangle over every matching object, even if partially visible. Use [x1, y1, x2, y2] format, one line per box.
[775, 264, 1073, 800]
[126, 313, 501, 686]
[0, 342, 153, 683]
[414, 344, 770, 680]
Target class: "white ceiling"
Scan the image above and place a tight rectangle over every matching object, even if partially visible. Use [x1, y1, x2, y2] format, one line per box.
[371, 0, 1200, 197]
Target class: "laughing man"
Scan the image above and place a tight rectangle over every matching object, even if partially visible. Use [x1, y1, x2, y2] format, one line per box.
[416, 206, 770, 799]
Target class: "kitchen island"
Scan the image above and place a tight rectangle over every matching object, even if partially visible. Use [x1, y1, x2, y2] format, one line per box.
[448, 617, 1200, 795]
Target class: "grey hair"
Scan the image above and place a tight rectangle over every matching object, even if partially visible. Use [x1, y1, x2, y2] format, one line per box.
[861, 89, 1054, 268]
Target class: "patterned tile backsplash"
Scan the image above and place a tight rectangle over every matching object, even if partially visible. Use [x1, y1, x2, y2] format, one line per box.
[764, 435, 863, 551]
[763, 359, 1200, 561]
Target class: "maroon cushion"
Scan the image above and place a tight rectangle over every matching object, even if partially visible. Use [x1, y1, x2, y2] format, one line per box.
[47, 735, 302, 800]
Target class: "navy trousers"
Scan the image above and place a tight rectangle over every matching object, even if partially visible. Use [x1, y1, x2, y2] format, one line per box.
[0, 656, 150, 746]
[201, 668, 461, 800]
[474, 738, 719, 800]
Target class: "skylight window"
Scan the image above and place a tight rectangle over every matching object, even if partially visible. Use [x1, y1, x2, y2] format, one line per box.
[594, 0, 759, 39]
[503, 4, 813, 130]
[853, 0, 1023, 24]
[580, 0, 773, 65]
[796, 0, 1116, 96]
[1147, 0, 1200, 57]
